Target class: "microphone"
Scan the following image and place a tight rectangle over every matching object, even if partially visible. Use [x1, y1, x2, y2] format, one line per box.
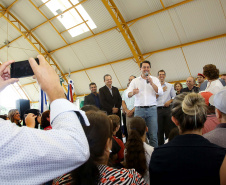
[145, 72, 149, 84]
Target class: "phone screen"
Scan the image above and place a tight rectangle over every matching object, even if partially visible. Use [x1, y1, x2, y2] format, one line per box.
[10, 58, 39, 78]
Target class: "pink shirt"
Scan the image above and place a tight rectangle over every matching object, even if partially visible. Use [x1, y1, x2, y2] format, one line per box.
[202, 115, 220, 135]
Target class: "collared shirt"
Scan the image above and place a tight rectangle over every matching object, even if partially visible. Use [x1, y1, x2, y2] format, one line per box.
[0, 99, 90, 185]
[127, 76, 163, 106]
[122, 89, 135, 110]
[107, 86, 113, 96]
[91, 93, 101, 108]
[157, 82, 176, 107]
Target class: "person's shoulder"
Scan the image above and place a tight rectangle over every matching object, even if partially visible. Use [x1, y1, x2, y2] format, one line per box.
[85, 93, 92, 98]
[99, 86, 106, 91]
[112, 86, 118, 89]
[151, 75, 158, 80]
[143, 142, 154, 153]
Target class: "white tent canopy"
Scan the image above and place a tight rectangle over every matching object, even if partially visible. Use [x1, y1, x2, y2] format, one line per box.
[0, 0, 225, 104]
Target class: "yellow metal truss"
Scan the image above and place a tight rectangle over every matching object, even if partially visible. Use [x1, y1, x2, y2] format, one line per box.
[0, 3, 71, 96]
[104, 0, 144, 65]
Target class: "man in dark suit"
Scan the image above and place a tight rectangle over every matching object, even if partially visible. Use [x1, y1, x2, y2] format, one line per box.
[99, 74, 122, 139]
[84, 82, 101, 109]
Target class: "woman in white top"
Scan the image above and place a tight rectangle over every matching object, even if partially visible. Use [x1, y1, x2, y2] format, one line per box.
[124, 117, 154, 185]
[203, 64, 223, 94]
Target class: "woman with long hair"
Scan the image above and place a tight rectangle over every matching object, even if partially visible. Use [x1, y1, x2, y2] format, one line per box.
[8, 109, 21, 126]
[53, 111, 147, 185]
[125, 117, 153, 184]
[149, 93, 226, 185]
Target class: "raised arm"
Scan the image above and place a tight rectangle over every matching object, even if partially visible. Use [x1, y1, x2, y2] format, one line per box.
[0, 55, 90, 184]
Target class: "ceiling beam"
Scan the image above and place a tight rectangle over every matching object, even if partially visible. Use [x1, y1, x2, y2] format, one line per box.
[101, 0, 144, 65]
[22, 33, 226, 88]
[30, 0, 87, 32]
[0, 0, 19, 16]
[50, 0, 194, 54]
[0, 3, 70, 95]
[28, 0, 68, 45]
[66, 33, 226, 75]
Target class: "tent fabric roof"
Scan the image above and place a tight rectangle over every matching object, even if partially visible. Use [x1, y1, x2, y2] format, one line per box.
[0, 0, 225, 103]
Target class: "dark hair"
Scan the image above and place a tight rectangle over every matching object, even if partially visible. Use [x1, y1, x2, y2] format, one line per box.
[171, 93, 207, 133]
[89, 82, 96, 87]
[140, 60, 151, 68]
[0, 115, 8, 120]
[81, 105, 99, 112]
[23, 109, 41, 129]
[158, 69, 166, 76]
[71, 111, 113, 185]
[222, 74, 226, 76]
[41, 110, 50, 129]
[174, 82, 183, 90]
[125, 117, 147, 176]
[203, 64, 219, 80]
[168, 127, 179, 142]
[130, 75, 136, 78]
[103, 74, 112, 81]
[108, 114, 120, 132]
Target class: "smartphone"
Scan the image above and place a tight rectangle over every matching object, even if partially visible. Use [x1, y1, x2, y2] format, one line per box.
[11, 58, 39, 78]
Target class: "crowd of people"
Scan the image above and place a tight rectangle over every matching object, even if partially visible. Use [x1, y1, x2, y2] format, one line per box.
[0, 56, 226, 185]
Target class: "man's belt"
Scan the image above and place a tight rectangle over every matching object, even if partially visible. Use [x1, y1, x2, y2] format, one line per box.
[136, 105, 156, 108]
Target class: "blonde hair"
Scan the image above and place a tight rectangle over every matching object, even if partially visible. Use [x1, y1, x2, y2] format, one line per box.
[172, 93, 207, 133]
[8, 109, 19, 123]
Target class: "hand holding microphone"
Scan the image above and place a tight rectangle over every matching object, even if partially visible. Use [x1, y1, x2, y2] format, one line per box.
[145, 72, 153, 85]
[145, 72, 149, 84]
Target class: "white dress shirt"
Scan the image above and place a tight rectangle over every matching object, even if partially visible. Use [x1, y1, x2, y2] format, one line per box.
[127, 76, 163, 106]
[157, 82, 176, 107]
[0, 99, 90, 185]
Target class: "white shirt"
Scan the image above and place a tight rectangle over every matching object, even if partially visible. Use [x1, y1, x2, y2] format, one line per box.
[205, 79, 224, 94]
[127, 76, 163, 106]
[157, 82, 176, 107]
[143, 142, 154, 185]
[0, 99, 90, 185]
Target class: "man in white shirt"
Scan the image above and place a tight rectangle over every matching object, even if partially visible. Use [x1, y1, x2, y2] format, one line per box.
[0, 55, 90, 185]
[157, 70, 176, 145]
[127, 61, 163, 147]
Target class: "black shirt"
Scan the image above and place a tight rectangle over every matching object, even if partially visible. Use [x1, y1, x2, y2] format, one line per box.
[149, 134, 226, 185]
[181, 86, 199, 93]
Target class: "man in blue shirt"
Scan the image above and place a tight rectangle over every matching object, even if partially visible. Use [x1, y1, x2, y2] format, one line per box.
[84, 82, 101, 109]
[157, 70, 176, 145]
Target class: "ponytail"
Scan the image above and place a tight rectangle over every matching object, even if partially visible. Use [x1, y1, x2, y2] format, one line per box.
[125, 117, 147, 176]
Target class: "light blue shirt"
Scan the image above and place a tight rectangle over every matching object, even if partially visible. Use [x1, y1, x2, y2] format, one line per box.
[157, 82, 176, 107]
[122, 89, 135, 110]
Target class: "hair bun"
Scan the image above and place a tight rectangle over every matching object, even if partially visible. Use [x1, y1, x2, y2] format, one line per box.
[182, 93, 205, 116]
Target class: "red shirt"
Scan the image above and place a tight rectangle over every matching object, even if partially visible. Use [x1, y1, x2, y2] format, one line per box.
[113, 136, 125, 162]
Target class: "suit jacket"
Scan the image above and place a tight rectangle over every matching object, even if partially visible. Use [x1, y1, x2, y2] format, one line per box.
[99, 85, 122, 115]
[84, 93, 101, 109]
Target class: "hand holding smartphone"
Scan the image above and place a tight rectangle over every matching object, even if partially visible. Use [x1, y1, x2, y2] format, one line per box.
[10, 58, 39, 78]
